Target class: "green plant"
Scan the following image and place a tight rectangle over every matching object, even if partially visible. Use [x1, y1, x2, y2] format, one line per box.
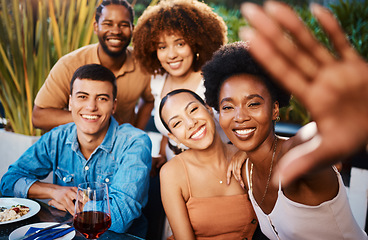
[0, 0, 99, 136]
[210, 4, 248, 43]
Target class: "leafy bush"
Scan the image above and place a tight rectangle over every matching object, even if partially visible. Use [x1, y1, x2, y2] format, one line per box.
[0, 0, 99, 135]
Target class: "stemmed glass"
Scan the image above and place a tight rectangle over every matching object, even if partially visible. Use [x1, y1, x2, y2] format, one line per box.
[73, 182, 111, 239]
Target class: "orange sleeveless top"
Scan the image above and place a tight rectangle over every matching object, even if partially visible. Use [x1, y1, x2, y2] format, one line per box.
[169, 156, 258, 240]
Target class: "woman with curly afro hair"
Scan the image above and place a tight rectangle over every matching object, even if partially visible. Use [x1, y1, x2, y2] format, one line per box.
[202, 42, 366, 240]
[133, 0, 228, 177]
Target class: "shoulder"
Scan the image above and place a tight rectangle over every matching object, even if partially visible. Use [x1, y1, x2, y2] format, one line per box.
[50, 44, 98, 74]
[38, 123, 76, 144]
[160, 155, 185, 181]
[59, 44, 97, 61]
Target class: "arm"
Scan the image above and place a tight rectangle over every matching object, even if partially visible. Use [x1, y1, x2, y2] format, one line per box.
[134, 99, 154, 130]
[241, 2, 368, 186]
[0, 130, 76, 213]
[150, 135, 168, 177]
[107, 132, 152, 233]
[33, 57, 75, 130]
[32, 105, 73, 131]
[160, 160, 195, 240]
[28, 182, 77, 214]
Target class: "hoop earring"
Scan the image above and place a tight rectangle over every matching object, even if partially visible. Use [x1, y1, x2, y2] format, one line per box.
[196, 53, 199, 61]
[276, 116, 280, 122]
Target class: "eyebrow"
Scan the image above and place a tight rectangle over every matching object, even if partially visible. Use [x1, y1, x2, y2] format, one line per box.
[75, 91, 111, 98]
[101, 19, 130, 24]
[157, 38, 185, 45]
[220, 94, 264, 105]
[167, 101, 196, 124]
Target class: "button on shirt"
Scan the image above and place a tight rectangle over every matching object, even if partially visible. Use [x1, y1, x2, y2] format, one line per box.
[0, 117, 152, 234]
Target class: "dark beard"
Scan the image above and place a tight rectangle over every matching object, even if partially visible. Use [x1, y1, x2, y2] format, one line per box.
[99, 38, 131, 58]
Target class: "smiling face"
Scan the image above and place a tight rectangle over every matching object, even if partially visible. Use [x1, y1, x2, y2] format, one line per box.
[94, 4, 133, 57]
[156, 33, 195, 78]
[161, 92, 216, 150]
[219, 74, 279, 152]
[69, 78, 117, 141]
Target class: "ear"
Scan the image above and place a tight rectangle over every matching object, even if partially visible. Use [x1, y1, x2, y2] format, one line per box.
[272, 101, 280, 121]
[167, 132, 181, 146]
[93, 21, 98, 34]
[68, 95, 72, 111]
[112, 98, 117, 114]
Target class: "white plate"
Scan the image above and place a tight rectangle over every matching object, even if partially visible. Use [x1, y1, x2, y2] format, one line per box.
[9, 222, 75, 240]
[0, 198, 40, 225]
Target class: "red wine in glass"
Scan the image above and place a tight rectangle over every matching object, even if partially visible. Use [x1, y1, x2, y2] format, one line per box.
[73, 211, 111, 239]
[74, 182, 111, 239]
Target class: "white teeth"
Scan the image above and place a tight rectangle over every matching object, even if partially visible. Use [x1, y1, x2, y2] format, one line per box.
[108, 39, 121, 44]
[235, 128, 255, 135]
[169, 62, 180, 67]
[191, 126, 205, 139]
[82, 115, 98, 120]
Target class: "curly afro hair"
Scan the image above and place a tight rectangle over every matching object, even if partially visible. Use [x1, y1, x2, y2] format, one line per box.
[132, 0, 227, 75]
[203, 42, 290, 112]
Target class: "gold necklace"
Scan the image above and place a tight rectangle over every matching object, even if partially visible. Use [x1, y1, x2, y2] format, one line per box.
[250, 137, 278, 206]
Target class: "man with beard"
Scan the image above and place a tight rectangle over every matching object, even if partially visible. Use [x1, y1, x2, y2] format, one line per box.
[32, 0, 154, 131]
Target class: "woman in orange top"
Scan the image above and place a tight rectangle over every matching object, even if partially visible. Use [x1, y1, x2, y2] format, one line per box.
[159, 89, 262, 239]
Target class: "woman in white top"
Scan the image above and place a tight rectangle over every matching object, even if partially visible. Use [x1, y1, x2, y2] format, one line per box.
[133, 0, 228, 176]
[202, 42, 367, 239]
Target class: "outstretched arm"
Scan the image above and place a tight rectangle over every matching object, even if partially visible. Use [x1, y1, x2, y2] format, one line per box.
[240, 1, 368, 186]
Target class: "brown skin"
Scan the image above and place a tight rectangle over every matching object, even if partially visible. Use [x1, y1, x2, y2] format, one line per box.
[240, 1, 368, 186]
[219, 75, 338, 214]
[32, 4, 153, 131]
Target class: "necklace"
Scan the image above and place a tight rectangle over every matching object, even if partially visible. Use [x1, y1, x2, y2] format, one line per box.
[250, 137, 278, 206]
[206, 165, 226, 184]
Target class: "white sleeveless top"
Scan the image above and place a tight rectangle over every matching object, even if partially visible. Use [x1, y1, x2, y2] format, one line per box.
[151, 74, 229, 159]
[245, 160, 367, 240]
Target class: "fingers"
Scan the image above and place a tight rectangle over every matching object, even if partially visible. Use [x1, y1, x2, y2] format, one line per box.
[240, 27, 309, 100]
[48, 199, 75, 215]
[241, 2, 322, 80]
[226, 165, 233, 185]
[234, 159, 245, 189]
[310, 4, 357, 60]
[264, 1, 334, 65]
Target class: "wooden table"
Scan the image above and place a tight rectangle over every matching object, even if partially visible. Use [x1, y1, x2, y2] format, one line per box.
[0, 200, 144, 240]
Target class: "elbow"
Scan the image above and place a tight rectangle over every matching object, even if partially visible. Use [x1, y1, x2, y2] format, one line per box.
[32, 105, 50, 131]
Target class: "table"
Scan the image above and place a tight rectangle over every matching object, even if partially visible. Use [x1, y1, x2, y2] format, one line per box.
[0, 200, 144, 240]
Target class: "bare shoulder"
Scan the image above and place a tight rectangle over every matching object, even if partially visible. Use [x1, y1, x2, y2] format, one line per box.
[160, 153, 191, 200]
[160, 155, 183, 179]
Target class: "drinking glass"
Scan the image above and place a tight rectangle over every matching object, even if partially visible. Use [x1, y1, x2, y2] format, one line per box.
[73, 182, 111, 239]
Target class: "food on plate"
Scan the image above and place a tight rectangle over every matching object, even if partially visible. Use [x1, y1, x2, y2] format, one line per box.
[0, 204, 30, 222]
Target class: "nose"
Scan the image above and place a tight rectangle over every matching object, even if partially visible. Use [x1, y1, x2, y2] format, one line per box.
[184, 116, 197, 130]
[86, 99, 98, 111]
[110, 24, 122, 34]
[167, 46, 178, 59]
[234, 107, 249, 123]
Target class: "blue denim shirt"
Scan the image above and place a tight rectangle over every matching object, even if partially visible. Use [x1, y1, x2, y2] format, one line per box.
[0, 117, 152, 234]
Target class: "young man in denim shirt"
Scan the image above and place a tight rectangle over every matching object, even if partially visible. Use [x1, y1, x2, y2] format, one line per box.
[0, 64, 152, 236]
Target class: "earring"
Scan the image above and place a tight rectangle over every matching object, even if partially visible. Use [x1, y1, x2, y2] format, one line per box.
[196, 53, 199, 60]
[276, 116, 280, 122]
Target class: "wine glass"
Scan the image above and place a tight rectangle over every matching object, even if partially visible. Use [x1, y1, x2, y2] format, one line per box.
[73, 182, 111, 239]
